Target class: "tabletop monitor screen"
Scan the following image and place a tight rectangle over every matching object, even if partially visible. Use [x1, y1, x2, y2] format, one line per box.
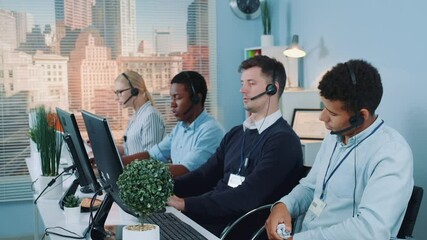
[56, 108, 101, 195]
[81, 110, 136, 217]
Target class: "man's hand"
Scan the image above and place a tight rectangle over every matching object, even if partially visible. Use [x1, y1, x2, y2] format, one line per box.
[265, 203, 293, 240]
[167, 195, 185, 211]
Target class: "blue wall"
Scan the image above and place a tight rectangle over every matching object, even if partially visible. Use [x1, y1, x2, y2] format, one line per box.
[217, 0, 427, 238]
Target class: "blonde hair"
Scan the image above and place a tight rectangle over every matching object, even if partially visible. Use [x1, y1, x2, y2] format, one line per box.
[116, 70, 154, 105]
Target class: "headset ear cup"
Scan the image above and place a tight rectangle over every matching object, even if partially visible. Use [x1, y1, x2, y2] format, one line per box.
[266, 84, 277, 96]
[130, 88, 139, 96]
[192, 94, 200, 104]
[349, 114, 364, 128]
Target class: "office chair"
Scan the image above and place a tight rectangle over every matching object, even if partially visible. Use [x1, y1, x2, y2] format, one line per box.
[397, 185, 423, 239]
[220, 204, 272, 240]
[251, 225, 268, 240]
[247, 186, 424, 240]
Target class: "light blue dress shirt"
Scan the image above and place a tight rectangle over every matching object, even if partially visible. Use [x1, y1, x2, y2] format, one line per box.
[279, 117, 414, 240]
[148, 110, 224, 171]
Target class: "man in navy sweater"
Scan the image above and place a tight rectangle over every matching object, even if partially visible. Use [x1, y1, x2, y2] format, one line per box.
[167, 55, 304, 236]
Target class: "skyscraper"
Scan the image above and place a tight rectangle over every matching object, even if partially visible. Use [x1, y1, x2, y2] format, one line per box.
[55, 0, 95, 31]
[187, 0, 208, 46]
[154, 28, 172, 55]
[0, 9, 18, 49]
[184, 0, 209, 82]
[93, 0, 137, 59]
[67, 29, 118, 113]
[54, 0, 95, 56]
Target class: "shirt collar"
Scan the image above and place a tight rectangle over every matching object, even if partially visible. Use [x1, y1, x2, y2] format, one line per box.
[336, 115, 383, 147]
[178, 110, 208, 130]
[136, 101, 151, 114]
[243, 110, 282, 134]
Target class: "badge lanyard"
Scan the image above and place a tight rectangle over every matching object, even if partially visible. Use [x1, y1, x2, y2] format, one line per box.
[238, 129, 269, 175]
[320, 120, 384, 200]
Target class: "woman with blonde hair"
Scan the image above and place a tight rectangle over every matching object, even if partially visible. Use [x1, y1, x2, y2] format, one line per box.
[114, 70, 165, 156]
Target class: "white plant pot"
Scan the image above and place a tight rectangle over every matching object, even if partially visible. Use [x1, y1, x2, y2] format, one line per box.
[30, 140, 41, 161]
[64, 206, 81, 224]
[122, 224, 160, 240]
[38, 175, 63, 199]
[261, 34, 274, 47]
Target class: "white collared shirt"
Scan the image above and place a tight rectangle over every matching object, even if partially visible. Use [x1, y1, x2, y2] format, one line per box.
[243, 110, 282, 134]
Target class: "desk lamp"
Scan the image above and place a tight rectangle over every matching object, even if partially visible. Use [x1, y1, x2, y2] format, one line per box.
[283, 35, 306, 58]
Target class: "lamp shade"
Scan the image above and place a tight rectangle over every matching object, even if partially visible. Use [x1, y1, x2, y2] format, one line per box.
[283, 35, 306, 58]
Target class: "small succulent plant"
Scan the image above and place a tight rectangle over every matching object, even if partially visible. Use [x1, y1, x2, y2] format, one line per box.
[63, 194, 80, 208]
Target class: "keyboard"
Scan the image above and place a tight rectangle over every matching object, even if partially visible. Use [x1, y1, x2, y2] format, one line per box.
[145, 212, 209, 240]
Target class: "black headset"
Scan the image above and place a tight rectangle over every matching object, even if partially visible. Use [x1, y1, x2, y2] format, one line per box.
[345, 62, 364, 128]
[184, 71, 200, 104]
[266, 59, 279, 96]
[265, 83, 277, 96]
[122, 73, 139, 97]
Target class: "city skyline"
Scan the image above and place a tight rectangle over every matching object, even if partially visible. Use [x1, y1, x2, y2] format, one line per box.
[0, 0, 193, 53]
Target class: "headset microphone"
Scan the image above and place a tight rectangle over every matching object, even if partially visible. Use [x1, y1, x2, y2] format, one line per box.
[331, 62, 365, 135]
[121, 72, 139, 105]
[249, 84, 277, 101]
[123, 95, 133, 105]
[250, 92, 267, 101]
[330, 117, 364, 135]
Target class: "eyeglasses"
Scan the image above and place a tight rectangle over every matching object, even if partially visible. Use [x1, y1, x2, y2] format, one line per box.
[114, 88, 131, 97]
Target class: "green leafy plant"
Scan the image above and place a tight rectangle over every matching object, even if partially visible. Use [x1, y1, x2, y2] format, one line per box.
[117, 158, 174, 221]
[28, 106, 63, 176]
[261, 0, 271, 35]
[63, 194, 80, 208]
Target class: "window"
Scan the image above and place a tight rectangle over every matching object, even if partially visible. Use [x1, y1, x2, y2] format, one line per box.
[0, 0, 217, 202]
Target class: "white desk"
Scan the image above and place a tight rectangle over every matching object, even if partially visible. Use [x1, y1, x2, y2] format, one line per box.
[26, 158, 220, 240]
[300, 139, 322, 167]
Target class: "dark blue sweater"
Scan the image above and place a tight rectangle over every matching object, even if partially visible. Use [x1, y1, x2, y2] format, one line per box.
[174, 117, 303, 235]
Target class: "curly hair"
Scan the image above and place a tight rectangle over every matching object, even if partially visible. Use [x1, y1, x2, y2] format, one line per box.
[318, 59, 383, 115]
[239, 55, 287, 97]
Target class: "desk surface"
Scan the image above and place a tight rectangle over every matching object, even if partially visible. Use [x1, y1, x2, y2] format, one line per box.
[26, 158, 220, 240]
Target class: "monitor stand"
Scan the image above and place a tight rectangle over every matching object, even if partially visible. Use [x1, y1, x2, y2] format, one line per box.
[58, 178, 79, 209]
[85, 193, 116, 239]
[80, 185, 95, 193]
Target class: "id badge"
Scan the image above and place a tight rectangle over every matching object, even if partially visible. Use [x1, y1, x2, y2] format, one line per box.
[308, 197, 326, 217]
[228, 174, 245, 188]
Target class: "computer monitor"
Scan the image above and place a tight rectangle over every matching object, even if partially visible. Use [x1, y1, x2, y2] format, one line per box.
[56, 108, 102, 209]
[81, 110, 137, 238]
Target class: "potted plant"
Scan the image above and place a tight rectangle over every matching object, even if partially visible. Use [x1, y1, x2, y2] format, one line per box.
[63, 195, 81, 224]
[28, 105, 64, 198]
[260, 0, 273, 46]
[117, 158, 174, 240]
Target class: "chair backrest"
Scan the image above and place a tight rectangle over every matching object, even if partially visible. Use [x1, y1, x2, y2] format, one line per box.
[251, 225, 268, 240]
[220, 204, 272, 240]
[397, 185, 423, 239]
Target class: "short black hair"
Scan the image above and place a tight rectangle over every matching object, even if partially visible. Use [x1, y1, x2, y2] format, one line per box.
[171, 71, 208, 106]
[238, 55, 287, 97]
[318, 59, 383, 115]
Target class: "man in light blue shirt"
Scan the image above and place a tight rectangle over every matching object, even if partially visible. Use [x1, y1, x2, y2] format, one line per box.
[122, 71, 224, 178]
[266, 60, 413, 240]
[149, 110, 223, 173]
